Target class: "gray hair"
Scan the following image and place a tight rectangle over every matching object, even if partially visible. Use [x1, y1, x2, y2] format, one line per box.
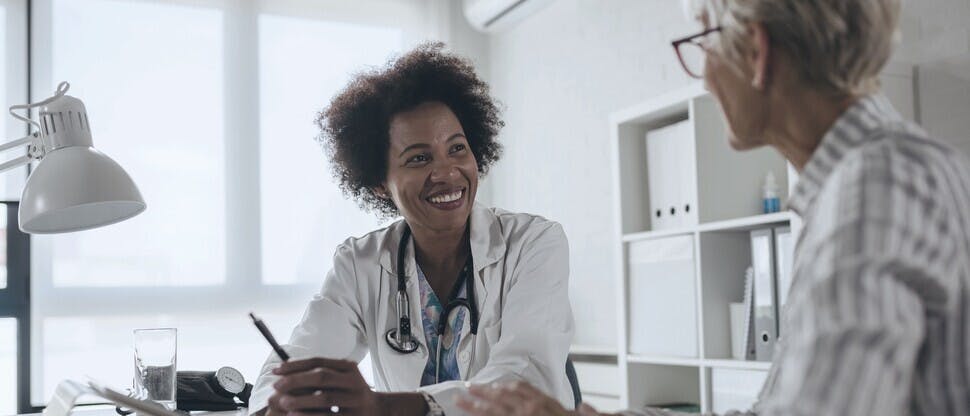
[683, 0, 901, 95]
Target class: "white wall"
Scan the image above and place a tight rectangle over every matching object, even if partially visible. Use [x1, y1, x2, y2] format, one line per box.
[919, 61, 970, 156]
[896, 0, 970, 155]
[486, 0, 697, 348]
[483, 0, 970, 349]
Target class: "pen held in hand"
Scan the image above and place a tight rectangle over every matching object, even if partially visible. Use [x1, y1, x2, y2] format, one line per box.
[249, 312, 290, 361]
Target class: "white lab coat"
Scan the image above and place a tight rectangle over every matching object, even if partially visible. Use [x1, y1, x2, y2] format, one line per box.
[249, 204, 575, 415]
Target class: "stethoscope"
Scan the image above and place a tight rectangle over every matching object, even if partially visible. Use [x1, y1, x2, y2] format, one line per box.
[385, 225, 480, 383]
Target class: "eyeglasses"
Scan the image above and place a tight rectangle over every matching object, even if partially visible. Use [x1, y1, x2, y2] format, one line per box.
[671, 27, 722, 79]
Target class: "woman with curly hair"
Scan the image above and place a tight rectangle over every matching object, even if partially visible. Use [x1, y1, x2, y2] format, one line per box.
[248, 43, 576, 416]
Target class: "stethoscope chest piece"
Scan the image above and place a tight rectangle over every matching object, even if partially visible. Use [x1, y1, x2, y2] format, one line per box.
[385, 327, 420, 354]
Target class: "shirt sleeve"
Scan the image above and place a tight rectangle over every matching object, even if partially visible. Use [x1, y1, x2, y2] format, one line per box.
[751, 148, 947, 416]
[417, 222, 576, 415]
[248, 243, 369, 415]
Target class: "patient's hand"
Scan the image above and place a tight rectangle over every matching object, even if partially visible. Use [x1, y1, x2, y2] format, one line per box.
[456, 381, 603, 416]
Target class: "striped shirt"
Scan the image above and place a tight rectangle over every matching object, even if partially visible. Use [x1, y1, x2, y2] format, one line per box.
[630, 95, 970, 416]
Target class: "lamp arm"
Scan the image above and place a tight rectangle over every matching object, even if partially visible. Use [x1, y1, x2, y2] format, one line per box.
[0, 132, 44, 174]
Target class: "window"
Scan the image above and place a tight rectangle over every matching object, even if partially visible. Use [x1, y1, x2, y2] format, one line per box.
[257, 14, 398, 285]
[43, 0, 226, 288]
[27, 0, 437, 408]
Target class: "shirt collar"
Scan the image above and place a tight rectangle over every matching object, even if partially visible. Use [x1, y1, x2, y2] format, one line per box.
[378, 202, 506, 278]
[788, 94, 904, 216]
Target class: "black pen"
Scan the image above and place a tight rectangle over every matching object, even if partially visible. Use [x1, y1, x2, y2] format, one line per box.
[249, 312, 290, 361]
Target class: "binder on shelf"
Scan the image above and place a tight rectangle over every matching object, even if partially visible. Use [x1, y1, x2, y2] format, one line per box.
[750, 228, 778, 362]
[773, 226, 794, 321]
[740, 267, 756, 360]
[645, 120, 697, 231]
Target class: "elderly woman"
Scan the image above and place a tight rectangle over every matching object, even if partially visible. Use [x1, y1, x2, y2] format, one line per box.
[458, 0, 970, 415]
[248, 43, 576, 416]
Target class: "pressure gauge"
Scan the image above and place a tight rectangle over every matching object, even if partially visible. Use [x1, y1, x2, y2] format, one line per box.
[214, 366, 246, 396]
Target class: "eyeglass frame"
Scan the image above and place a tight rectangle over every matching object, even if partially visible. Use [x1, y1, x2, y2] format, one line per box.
[671, 27, 722, 79]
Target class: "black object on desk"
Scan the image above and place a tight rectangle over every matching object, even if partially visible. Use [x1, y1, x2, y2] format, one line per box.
[115, 368, 252, 415]
[176, 370, 252, 411]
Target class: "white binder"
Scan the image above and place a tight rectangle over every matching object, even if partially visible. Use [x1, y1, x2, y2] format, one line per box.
[773, 226, 794, 310]
[750, 229, 778, 362]
[646, 120, 697, 230]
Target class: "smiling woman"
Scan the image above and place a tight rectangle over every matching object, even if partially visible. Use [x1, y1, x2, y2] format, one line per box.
[248, 43, 577, 416]
[320, 42, 503, 218]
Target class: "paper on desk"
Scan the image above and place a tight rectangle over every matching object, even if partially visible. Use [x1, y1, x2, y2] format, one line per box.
[43, 379, 181, 416]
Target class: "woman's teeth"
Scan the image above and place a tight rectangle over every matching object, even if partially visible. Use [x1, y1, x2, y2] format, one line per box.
[428, 190, 463, 204]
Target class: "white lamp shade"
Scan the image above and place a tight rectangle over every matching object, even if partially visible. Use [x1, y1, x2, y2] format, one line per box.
[19, 146, 146, 233]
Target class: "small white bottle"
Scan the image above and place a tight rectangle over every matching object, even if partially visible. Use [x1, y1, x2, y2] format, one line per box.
[763, 172, 780, 213]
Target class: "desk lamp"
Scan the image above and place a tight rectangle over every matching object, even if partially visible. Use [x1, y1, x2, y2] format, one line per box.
[1, 81, 145, 233]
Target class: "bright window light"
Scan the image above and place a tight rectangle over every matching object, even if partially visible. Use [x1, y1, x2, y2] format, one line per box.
[46, 0, 226, 288]
[258, 14, 399, 285]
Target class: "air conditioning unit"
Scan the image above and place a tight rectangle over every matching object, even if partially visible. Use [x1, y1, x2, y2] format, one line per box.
[462, 0, 554, 33]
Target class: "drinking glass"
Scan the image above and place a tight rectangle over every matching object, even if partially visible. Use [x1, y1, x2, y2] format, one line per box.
[133, 328, 177, 410]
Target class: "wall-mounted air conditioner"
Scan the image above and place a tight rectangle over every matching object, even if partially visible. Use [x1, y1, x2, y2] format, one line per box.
[462, 0, 554, 33]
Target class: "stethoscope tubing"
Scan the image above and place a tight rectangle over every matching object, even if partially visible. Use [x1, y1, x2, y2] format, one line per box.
[385, 224, 480, 361]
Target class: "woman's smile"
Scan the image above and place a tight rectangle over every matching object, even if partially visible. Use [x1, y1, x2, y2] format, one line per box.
[425, 187, 466, 210]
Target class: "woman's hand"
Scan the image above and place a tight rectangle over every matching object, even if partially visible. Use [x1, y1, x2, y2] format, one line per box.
[456, 381, 603, 416]
[270, 357, 378, 416]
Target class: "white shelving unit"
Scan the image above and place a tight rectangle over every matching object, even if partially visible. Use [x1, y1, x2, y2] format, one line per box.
[604, 83, 799, 413]
[570, 66, 914, 413]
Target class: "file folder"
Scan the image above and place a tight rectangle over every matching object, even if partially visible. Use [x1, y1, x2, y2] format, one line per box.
[646, 120, 697, 230]
[740, 267, 756, 360]
[773, 226, 794, 325]
[750, 229, 777, 361]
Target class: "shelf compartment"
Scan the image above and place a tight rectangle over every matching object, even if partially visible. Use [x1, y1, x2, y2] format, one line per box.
[626, 363, 701, 413]
[692, 95, 790, 225]
[612, 105, 693, 235]
[626, 235, 699, 358]
[697, 231, 751, 360]
[611, 85, 792, 236]
[707, 367, 769, 414]
[573, 361, 623, 398]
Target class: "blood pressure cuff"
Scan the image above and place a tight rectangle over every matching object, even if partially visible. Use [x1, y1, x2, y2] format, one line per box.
[176, 371, 252, 411]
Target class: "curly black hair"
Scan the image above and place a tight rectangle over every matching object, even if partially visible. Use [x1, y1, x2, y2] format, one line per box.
[317, 42, 504, 217]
